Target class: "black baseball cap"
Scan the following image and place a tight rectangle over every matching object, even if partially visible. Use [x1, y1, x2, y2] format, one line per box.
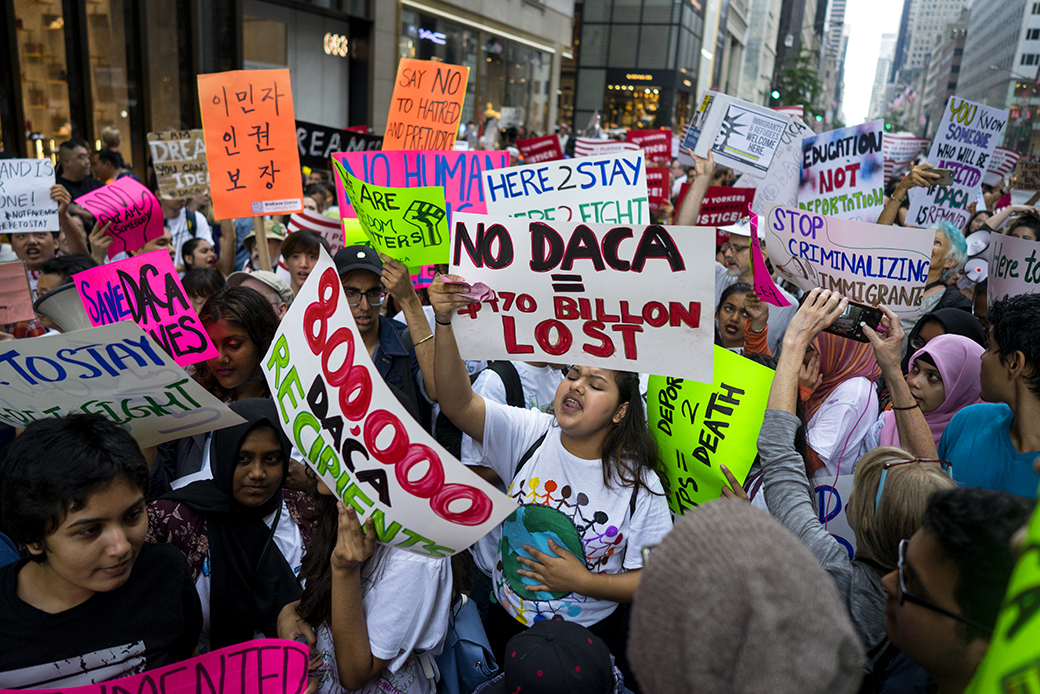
[334, 245, 382, 278]
[487, 620, 614, 694]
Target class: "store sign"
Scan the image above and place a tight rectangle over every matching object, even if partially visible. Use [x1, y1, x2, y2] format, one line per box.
[419, 28, 447, 45]
[626, 73, 654, 81]
[324, 32, 349, 58]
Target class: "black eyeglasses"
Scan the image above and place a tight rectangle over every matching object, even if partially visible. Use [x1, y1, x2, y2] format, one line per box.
[896, 539, 992, 635]
[344, 287, 387, 306]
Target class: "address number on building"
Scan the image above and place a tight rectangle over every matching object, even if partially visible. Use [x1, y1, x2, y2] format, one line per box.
[324, 33, 349, 58]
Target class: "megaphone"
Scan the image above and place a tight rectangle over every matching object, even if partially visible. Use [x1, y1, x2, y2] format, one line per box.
[32, 282, 93, 333]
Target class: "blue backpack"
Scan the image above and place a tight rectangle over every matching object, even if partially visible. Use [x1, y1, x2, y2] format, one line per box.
[427, 595, 499, 694]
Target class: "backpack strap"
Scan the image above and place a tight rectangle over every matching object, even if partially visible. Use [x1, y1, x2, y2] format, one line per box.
[186, 210, 198, 238]
[485, 361, 524, 408]
[516, 432, 548, 473]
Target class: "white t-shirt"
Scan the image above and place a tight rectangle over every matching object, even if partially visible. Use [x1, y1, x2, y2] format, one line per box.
[168, 207, 214, 268]
[806, 376, 879, 478]
[471, 400, 673, 627]
[312, 547, 451, 694]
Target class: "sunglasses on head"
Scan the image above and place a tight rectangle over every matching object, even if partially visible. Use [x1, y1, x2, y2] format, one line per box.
[875, 458, 952, 513]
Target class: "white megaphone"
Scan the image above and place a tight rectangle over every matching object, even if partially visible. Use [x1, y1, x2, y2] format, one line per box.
[32, 282, 93, 333]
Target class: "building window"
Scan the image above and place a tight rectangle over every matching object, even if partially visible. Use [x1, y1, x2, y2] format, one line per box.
[1033, 2, 1040, 14]
[15, 0, 72, 159]
[1029, 28, 1040, 40]
[1022, 54, 1039, 66]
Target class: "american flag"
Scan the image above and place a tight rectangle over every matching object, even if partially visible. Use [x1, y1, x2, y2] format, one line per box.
[572, 137, 642, 158]
[287, 209, 345, 253]
[772, 105, 804, 120]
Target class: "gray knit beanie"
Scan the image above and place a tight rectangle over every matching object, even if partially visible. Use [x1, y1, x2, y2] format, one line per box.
[629, 499, 865, 694]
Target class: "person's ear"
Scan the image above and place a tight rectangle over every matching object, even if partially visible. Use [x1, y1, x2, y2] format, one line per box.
[944, 256, 958, 270]
[26, 542, 45, 558]
[613, 401, 629, 425]
[1007, 350, 1032, 381]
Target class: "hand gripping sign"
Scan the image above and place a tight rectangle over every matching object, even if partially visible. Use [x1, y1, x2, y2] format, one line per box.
[262, 249, 516, 557]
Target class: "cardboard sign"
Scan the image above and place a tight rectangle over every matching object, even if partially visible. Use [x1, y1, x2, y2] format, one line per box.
[749, 211, 791, 307]
[572, 137, 642, 158]
[679, 92, 715, 153]
[1013, 160, 1040, 191]
[499, 106, 524, 129]
[647, 348, 773, 514]
[448, 213, 716, 383]
[763, 205, 934, 318]
[75, 178, 164, 259]
[625, 130, 672, 163]
[908, 97, 1007, 229]
[262, 250, 515, 556]
[197, 69, 303, 219]
[72, 250, 220, 367]
[147, 130, 209, 199]
[0, 321, 244, 447]
[383, 59, 470, 151]
[883, 133, 931, 183]
[983, 146, 1021, 187]
[0, 261, 36, 324]
[287, 209, 346, 253]
[696, 186, 756, 228]
[515, 135, 563, 164]
[646, 166, 669, 211]
[0, 159, 58, 232]
[0, 639, 308, 694]
[481, 152, 650, 224]
[798, 121, 886, 222]
[296, 119, 382, 170]
[692, 93, 791, 178]
[336, 165, 450, 268]
[747, 117, 815, 215]
[989, 233, 1040, 303]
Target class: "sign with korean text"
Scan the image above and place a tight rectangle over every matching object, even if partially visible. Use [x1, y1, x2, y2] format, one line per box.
[75, 178, 164, 259]
[908, 97, 1007, 229]
[516, 135, 563, 164]
[383, 59, 470, 151]
[0, 321, 244, 447]
[646, 166, 669, 211]
[989, 233, 1040, 303]
[262, 249, 516, 556]
[0, 261, 35, 324]
[147, 129, 209, 199]
[625, 129, 672, 163]
[0, 159, 58, 233]
[763, 205, 934, 318]
[692, 93, 791, 178]
[296, 119, 383, 170]
[798, 121, 885, 222]
[198, 69, 303, 219]
[449, 213, 715, 383]
[647, 348, 774, 514]
[481, 152, 650, 224]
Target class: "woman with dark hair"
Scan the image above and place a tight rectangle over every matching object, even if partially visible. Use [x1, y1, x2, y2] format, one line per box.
[714, 282, 751, 352]
[195, 286, 279, 402]
[182, 268, 226, 315]
[148, 399, 305, 651]
[900, 307, 987, 375]
[427, 275, 672, 666]
[182, 238, 217, 272]
[281, 230, 330, 296]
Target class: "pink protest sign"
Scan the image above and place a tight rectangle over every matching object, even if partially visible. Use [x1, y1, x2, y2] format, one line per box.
[0, 639, 308, 694]
[74, 178, 164, 259]
[72, 250, 219, 367]
[625, 130, 672, 163]
[749, 211, 791, 307]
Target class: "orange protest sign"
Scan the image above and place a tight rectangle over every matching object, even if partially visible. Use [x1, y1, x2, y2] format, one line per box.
[383, 59, 470, 151]
[197, 69, 303, 219]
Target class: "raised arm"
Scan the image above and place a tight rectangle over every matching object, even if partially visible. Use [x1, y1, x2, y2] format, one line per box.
[982, 204, 1038, 232]
[877, 164, 940, 227]
[674, 153, 715, 227]
[428, 275, 487, 443]
[216, 219, 236, 277]
[380, 255, 437, 401]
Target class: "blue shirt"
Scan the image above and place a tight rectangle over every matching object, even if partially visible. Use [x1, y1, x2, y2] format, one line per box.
[939, 403, 1040, 498]
[373, 316, 424, 398]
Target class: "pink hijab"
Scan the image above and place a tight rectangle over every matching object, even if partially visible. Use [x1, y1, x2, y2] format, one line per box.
[879, 334, 984, 449]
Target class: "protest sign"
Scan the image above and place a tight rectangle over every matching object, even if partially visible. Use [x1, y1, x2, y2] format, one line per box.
[963, 484, 1040, 694]
[763, 205, 934, 318]
[691, 93, 791, 178]
[0, 321, 243, 447]
[907, 97, 1007, 229]
[75, 178, 164, 259]
[0, 639, 308, 694]
[448, 212, 716, 382]
[772, 104, 805, 120]
[147, 130, 208, 199]
[572, 137, 641, 158]
[0, 261, 35, 324]
[695, 186, 756, 228]
[647, 348, 773, 514]
[515, 135, 563, 164]
[500, 106, 524, 129]
[288, 209, 345, 253]
[989, 233, 1040, 303]
[296, 119, 382, 170]
[197, 69, 303, 219]
[625, 130, 672, 163]
[0, 159, 58, 233]
[814, 475, 856, 557]
[383, 59, 470, 151]
[262, 250, 515, 556]
[749, 211, 791, 307]
[336, 165, 450, 268]
[883, 133, 931, 183]
[747, 117, 814, 215]
[983, 146, 1021, 187]
[1013, 160, 1040, 191]
[798, 121, 886, 222]
[679, 92, 715, 153]
[646, 166, 669, 211]
[72, 250, 220, 367]
[481, 152, 650, 224]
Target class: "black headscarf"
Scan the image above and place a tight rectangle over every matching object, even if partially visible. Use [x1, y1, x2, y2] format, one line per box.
[162, 398, 301, 648]
[901, 307, 988, 374]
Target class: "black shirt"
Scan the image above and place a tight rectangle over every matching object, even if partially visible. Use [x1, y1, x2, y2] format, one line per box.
[55, 175, 105, 201]
[0, 543, 202, 688]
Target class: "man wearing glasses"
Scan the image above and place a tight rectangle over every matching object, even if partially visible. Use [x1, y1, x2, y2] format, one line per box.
[879, 487, 1033, 693]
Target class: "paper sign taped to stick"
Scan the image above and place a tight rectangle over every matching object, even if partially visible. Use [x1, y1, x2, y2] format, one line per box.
[75, 178, 164, 259]
[0, 639, 308, 694]
[72, 250, 220, 367]
[0, 159, 58, 233]
[647, 348, 773, 514]
[0, 321, 244, 447]
[383, 59, 470, 151]
[908, 97, 1007, 230]
[763, 205, 934, 318]
[197, 69, 303, 219]
[988, 233, 1040, 303]
[0, 261, 36, 324]
[1013, 160, 1040, 191]
[692, 92, 791, 178]
[625, 130, 672, 163]
[515, 135, 563, 163]
[262, 250, 516, 556]
[481, 152, 649, 224]
[147, 130, 209, 199]
[449, 212, 716, 383]
[749, 211, 791, 307]
[798, 121, 885, 222]
[336, 164, 450, 268]
[746, 117, 814, 215]
[646, 167, 669, 211]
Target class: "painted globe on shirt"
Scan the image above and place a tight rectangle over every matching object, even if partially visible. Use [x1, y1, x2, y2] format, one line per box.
[500, 504, 586, 601]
